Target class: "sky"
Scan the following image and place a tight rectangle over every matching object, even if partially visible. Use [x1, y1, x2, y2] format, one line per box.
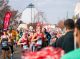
[8, 0, 79, 24]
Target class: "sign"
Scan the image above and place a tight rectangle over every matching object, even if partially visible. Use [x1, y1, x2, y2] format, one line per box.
[3, 11, 11, 30]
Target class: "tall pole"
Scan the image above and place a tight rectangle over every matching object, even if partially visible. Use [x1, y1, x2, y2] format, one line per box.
[28, 3, 34, 24]
[38, 12, 39, 22]
[66, 11, 68, 19]
[31, 6, 32, 24]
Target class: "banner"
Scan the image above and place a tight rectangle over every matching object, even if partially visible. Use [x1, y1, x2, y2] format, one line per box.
[3, 11, 11, 30]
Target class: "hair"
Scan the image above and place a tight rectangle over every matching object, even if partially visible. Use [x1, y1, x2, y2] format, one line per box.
[9, 30, 12, 33]
[17, 30, 19, 33]
[44, 28, 47, 32]
[2, 31, 8, 35]
[64, 19, 74, 29]
[36, 26, 42, 32]
[75, 18, 80, 47]
[75, 18, 80, 30]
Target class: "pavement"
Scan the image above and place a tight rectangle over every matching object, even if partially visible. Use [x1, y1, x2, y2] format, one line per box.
[0, 45, 21, 59]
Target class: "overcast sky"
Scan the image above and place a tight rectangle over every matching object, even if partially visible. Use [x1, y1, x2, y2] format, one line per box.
[8, 0, 79, 24]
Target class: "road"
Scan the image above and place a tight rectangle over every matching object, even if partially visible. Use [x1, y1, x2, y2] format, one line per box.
[0, 45, 21, 59]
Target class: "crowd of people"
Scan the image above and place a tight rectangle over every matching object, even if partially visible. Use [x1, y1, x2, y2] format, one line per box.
[0, 24, 52, 59]
[0, 18, 80, 59]
[0, 29, 17, 59]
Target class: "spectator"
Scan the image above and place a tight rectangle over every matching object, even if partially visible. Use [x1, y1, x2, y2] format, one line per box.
[52, 35, 64, 48]
[52, 19, 74, 53]
[61, 18, 80, 59]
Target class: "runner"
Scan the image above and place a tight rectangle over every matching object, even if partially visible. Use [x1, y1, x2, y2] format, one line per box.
[1, 31, 10, 59]
[28, 30, 34, 51]
[11, 29, 17, 47]
[31, 26, 45, 51]
[7, 30, 14, 55]
[18, 33, 29, 52]
[16, 30, 20, 46]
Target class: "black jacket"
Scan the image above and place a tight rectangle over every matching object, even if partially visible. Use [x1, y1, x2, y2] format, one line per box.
[52, 31, 74, 53]
[62, 31, 74, 53]
[52, 35, 64, 48]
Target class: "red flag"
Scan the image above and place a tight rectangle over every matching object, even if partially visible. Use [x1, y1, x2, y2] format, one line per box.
[3, 11, 11, 30]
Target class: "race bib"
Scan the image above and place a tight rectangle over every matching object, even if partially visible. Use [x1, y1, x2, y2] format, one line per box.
[2, 41, 8, 47]
[36, 39, 42, 45]
[23, 45, 28, 50]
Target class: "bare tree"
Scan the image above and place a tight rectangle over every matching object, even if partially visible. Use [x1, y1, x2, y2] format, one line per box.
[0, 5, 18, 30]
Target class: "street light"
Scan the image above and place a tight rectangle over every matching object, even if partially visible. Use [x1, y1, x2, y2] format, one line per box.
[27, 3, 35, 23]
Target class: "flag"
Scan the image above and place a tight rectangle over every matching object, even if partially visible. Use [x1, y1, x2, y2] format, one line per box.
[3, 11, 11, 30]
